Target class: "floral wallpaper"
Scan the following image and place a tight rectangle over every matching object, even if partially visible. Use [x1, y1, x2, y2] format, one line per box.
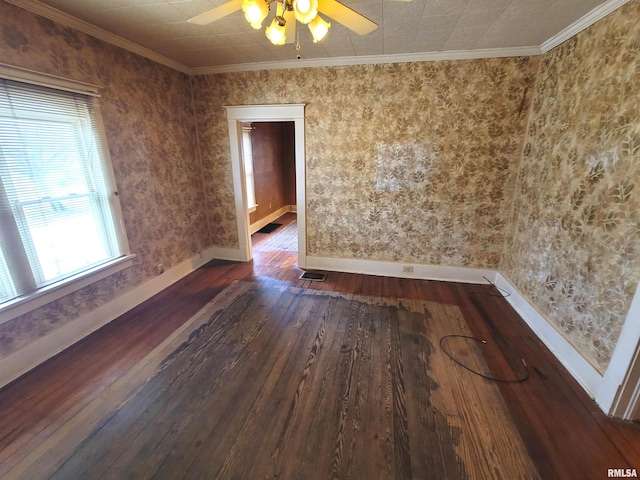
[0, 1, 211, 359]
[501, 0, 640, 373]
[1, 0, 637, 379]
[192, 57, 539, 267]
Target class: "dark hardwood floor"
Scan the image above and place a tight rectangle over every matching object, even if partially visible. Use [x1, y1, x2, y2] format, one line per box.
[0, 212, 638, 479]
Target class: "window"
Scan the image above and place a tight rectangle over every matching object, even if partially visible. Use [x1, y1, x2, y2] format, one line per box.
[0, 72, 130, 315]
[241, 123, 257, 211]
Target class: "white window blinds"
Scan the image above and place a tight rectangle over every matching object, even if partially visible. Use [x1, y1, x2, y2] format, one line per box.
[0, 78, 125, 305]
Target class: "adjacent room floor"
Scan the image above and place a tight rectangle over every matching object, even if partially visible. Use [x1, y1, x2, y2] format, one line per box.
[0, 212, 638, 479]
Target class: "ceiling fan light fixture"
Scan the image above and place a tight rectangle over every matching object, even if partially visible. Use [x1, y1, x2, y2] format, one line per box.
[266, 17, 287, 44]
[188, 0, 378, 49]
[308, 14, 330, 42]
[242, 0, 270, 29]
[293, 0, 318, 24]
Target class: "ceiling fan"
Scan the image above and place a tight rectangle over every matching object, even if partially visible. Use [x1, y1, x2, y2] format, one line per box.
[188, 0, 378, 46]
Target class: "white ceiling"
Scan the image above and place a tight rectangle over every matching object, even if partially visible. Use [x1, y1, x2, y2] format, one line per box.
[8, 0, 619, 71]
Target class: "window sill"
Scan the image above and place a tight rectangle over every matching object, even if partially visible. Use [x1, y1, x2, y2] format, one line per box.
[248, 204, 258, 213]
[0, 254, 136, 325]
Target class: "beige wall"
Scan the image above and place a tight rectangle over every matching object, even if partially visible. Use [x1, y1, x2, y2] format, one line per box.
[501, 0, 640, 373]
[192, 58, 538, 266]
[0, 1, 211, 359]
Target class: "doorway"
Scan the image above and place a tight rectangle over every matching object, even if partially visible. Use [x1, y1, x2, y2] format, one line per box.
[224, 104, 307, 269]
[241, 121, 296, 236]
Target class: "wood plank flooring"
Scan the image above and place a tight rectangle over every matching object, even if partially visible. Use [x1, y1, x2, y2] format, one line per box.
[0, 212, 638, 479]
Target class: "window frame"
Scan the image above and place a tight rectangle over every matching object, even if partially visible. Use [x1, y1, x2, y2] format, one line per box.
[0, 63, 134, 325]
[241, 123, 258, 212]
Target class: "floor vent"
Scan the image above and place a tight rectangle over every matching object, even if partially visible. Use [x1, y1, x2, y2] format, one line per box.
[299, 271, 327, 282]
[256, 223, 281, 234]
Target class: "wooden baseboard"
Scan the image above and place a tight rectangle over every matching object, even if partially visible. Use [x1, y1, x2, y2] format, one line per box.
[249, 205, 295, 235]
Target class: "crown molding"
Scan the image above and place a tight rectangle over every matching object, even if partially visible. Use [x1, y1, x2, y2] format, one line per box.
[540, 0, 631, 53]
[5, 0, 630, 76]
[4, 0, 190, 74]
[188, 46, 542, 75]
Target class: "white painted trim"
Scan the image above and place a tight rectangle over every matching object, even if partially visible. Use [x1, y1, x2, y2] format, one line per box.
[493, 273, 640, 418]
[250, 205, 294, 235]
[494, 272, 603, 398]
[632, 391, 640, 420]
[0, 255, 135, 325]
[305, 256, 497, 284]
[4, 0, 189, 74]
[226, 117, 252, 262]
[224, 104, 307, 121]
[94, 101, 132, 259]
[614, 345, 640, 420]
[293, 116, 307, 268]
[190, 47, 541, 75]
[209, 246, 248, 262]
[0, 62, 100, 95]
[0, 246, 218, 389]
[224, 104, 307, 268]
[599, 282, 640, 418]
[540, 0, 631, 53]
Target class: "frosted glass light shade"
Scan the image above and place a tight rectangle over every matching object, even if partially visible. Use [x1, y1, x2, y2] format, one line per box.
[266, 18, 287, 45]
[242, 0, 270, 29]
[294, 0, 318, 24]
[308, 14, 330, 42]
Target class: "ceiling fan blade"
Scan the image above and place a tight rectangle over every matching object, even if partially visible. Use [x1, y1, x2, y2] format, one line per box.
[284, 9, 296, 44]
[318, 0, 377, 35]
[187, 0, 243, 25]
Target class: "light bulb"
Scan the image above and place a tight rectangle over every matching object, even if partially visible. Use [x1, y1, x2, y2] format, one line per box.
[265, 18, 287, 45]
[242, 0, 270, 29]
[294, 0, 318, 24]
[308, 14, 330, 42]
[297, 0, 311, 13]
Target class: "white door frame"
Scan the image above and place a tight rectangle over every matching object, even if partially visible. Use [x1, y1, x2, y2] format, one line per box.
[224, 104, 307, 268]
[598, 282, 640, 419]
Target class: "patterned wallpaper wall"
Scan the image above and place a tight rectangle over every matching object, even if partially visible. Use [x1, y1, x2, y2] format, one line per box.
[501, 0, 640, 373]
[0, 2, 211, 359]
[192, 57, 538, 266]
[1, 0, 636, 378]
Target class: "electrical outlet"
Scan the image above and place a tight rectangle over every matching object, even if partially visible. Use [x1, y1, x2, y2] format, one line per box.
[402, 265, 414, 273]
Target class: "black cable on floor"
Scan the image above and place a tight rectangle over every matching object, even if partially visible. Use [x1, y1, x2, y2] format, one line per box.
[439, 277, 529, 383]
[439, 334, 529, 383]
[468, 275, 511, 298]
